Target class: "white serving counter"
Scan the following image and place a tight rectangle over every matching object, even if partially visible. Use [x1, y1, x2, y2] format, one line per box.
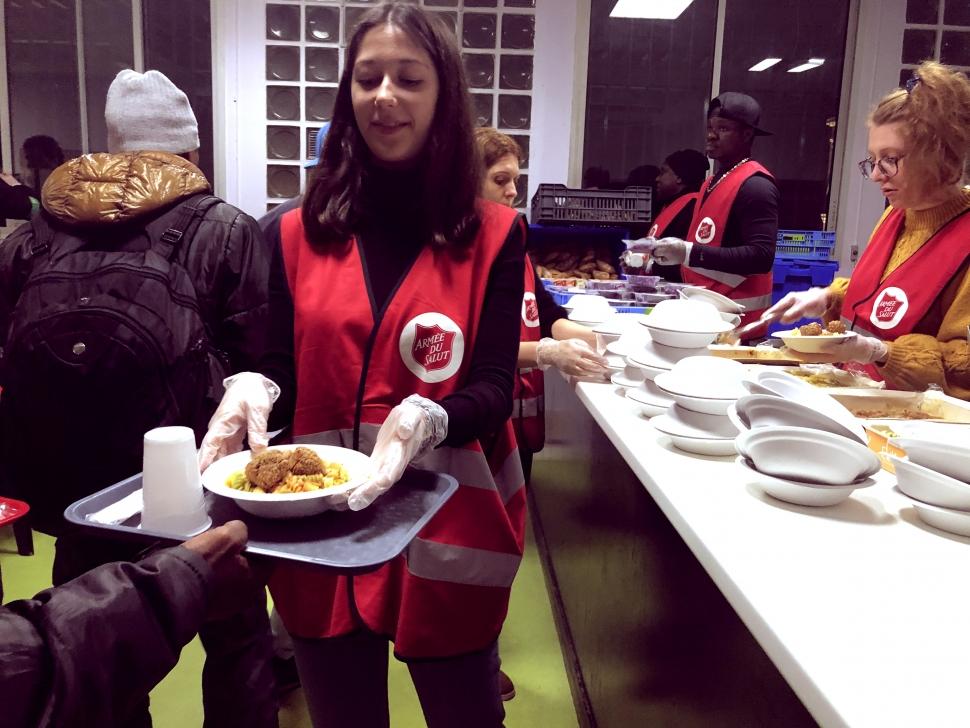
[554, 374, 970, 727]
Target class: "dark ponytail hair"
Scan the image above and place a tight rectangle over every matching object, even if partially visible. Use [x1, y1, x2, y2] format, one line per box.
[302, 2, 481, 248]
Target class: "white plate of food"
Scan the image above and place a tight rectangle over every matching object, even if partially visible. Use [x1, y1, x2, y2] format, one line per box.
[202, 444, 374, 519]
[772, 321, 856, 354]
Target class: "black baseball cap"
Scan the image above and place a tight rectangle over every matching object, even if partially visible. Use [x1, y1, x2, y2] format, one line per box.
[707, 92, 772, 136]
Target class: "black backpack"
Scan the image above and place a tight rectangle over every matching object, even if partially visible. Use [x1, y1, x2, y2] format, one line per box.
[0, 193, 228, 526]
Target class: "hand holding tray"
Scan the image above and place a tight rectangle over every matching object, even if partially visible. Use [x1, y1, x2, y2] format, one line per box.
[64, 467, 457, 572]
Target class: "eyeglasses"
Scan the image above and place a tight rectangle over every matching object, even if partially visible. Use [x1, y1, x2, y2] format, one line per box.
[858, 155, 904, 180]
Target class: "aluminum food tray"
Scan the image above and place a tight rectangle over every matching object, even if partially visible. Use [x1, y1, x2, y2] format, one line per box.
[64, 468, 458, 572]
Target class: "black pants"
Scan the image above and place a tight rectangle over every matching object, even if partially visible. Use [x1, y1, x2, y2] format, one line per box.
[52, 529, 279, 728]
[293, 630, 505, 728]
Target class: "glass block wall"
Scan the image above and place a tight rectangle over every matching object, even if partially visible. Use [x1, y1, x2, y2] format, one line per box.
[900, 0, 970, 87]
[263, 0, 536, 211]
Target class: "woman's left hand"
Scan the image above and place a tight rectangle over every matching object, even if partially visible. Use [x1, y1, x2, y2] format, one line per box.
[789, 334, 888, 365]
[347, 395, 448, 511]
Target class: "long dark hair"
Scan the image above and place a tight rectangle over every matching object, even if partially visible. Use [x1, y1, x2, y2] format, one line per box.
[303, 2, 481, 248]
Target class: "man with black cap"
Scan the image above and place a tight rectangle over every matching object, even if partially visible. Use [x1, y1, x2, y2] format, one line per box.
[647, 148, 710, 281]
[651, 92, 778, 330]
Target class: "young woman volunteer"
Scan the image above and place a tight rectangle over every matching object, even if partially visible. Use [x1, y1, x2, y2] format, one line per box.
[474, 128, 608, 481]
[200, 4, 526, 726]
[768, 61, 970, 398]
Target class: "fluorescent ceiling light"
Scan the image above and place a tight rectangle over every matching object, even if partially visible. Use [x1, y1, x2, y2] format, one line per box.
[749, 58, 782, 72]
[787, 58, 825, 73]
[610, 0, 695, 20]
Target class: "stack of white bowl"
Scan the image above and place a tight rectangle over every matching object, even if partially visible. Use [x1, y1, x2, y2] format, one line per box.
[647, 356, 746, 456]
[890, 437, 970, 537]
[730, 370, 880, 506]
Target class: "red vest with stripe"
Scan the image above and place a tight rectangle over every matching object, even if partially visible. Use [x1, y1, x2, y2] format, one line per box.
[269, 201, 527, 659]
[841, 207, 970, 383]
[513, 257, 544, 453]
[680, 161, 774, 328]
[648, 192, 697, 239]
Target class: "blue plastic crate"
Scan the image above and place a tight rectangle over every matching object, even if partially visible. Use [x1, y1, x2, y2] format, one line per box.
[768, 257, 840, 334]
[776, 229, 836, 260]
[547, 287, 647, 314]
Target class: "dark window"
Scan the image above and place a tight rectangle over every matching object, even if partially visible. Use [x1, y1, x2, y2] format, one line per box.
[718, 0, 851, 229]
[582, 0, 851, 231]
[143, 0, 214, 183]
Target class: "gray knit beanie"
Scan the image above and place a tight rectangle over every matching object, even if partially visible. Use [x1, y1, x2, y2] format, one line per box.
[105, 69, 199, 154]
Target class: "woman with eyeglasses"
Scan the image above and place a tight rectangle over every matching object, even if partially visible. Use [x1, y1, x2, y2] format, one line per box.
[767, 60, 970, 397]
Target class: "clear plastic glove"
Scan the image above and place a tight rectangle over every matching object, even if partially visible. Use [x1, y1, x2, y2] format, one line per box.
[765, 287, 833, 324]
[537, 337, 610, 377]
[198, 372, 281, 471]
[814, 334, 888, 365]
[347, 395, 448, 512]
[621, 237, 657, 255]
[650, 237, 690, 265]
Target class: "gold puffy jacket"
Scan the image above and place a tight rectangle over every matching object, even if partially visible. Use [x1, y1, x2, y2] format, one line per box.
[42, 151, 209, 226]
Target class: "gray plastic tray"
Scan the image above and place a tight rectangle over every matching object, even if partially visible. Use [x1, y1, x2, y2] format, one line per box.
[63, 468, 458, 572]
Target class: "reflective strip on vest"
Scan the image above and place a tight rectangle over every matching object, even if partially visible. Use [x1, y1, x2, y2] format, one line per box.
[733, 293, 774, 311]
[493, 447, 525, 504]
[519, 366, 536, 375]
[684, 264, 746, 288]
[295, 424, 522, 502]
[406, 537, 521, 588]
[516, 394, 544, 419]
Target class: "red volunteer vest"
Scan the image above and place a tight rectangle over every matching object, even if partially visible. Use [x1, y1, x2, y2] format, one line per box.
[513, 257, 544, 453]
[841, 207, 970, 383]
[680, 161, 774, 328]
[648, 192, 697, 239]
[269, 201, 527, 659]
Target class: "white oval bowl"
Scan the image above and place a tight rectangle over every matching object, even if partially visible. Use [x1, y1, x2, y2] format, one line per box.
[201, 444, 373, 519]
[645, 298, 728, 330]
[654, 370, 745, 408]
[735, 426, 880, 485]
[668, 355, 745, 393]
[735, 394, 866, 444]
[626, 388, 670, 417]
[772, 328, 856, 354]
[654, 376, 738, 415]
[629, 339, 707, 370]
[611, 370, 643, 389]
[642, 323, 724, 349]
[737, 457, 874, 507]
[652, 423, 738, 456]
[652, 403, 738, 440]
[744, 371, 866, 442]
[890, 456, 970, 510]
[626, 357, 668, 381]
[891, 437, 970, 483]
[679, 286, 746, 313]
[900, 494, 970, 538]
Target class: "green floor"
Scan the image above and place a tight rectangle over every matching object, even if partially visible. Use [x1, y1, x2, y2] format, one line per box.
[0, 520, 578, 728]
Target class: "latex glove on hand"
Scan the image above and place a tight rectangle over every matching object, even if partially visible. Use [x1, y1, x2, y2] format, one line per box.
[814, 334, 888, 365]
[198, 372, 281, 471]
[764, 287, 833, 325]
[650, 238, 690, 266]
[537, 337, 610, 377]
[347, 395, 448, 512]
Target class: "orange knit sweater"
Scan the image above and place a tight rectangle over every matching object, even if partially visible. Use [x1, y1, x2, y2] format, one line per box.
[828, 187, 970, 398]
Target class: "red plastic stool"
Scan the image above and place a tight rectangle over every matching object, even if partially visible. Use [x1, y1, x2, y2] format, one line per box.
[0, 497, 33, 556]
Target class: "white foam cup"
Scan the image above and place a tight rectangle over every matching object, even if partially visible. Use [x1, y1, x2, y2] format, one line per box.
[141, 426, 211, 536]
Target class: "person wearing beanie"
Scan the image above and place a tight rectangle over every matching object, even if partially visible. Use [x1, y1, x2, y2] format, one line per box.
[0, 68, 277, 727]
[105, 69, 201, 158]
[650, 92, 779, 335]
[647, 148, 710, 282]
